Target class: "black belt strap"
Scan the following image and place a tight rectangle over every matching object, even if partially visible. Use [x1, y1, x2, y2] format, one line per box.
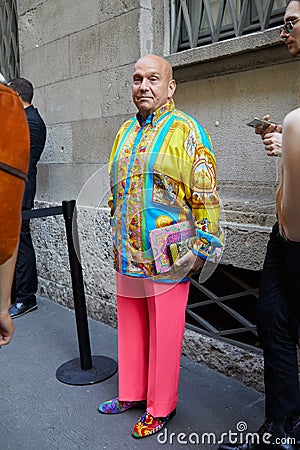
[0, 161, 28, 181]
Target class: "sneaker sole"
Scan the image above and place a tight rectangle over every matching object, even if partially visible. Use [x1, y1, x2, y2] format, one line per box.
[11, 304, 38, 319]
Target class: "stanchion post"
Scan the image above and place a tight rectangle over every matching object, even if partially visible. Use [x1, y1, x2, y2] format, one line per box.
[62, 199, 92, 370]
[56, 199, 118, 385]
[19, 200, 117, 384]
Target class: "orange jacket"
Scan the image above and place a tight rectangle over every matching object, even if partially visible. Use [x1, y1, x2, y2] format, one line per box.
[0, 83, 30, 264]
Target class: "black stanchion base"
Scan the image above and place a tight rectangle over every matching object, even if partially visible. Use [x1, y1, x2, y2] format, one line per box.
[56, 355, 118, 386]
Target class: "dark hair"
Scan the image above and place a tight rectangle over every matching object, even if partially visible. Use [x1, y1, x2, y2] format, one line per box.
[8, 77, 33, 103]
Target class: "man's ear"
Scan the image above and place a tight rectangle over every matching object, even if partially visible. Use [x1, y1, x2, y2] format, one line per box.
[168, 79, 176, 99]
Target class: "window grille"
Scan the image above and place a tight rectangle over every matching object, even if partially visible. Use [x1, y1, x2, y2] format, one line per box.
[0, 0, 19, 81]
[187, 264, 262, 352]
[171, 0, 286, 53]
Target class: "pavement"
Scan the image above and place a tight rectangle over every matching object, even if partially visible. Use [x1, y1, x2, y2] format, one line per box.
[0, 296, 265, 450]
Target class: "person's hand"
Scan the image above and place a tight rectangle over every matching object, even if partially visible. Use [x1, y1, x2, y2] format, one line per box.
[262, 131, 283, 157]
[255, 115, 282, 156]
[0, 311, 15, 346]
[175, 251, 205, 274]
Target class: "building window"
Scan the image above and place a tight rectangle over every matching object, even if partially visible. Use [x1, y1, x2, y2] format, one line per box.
[170, 0, 286, 53]
[0, 0, 19, 81]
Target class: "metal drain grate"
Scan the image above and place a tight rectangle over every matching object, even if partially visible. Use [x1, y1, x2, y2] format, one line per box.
[186, 264, 262, 352]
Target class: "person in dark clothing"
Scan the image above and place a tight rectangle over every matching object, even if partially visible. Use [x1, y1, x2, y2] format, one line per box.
[217, 1, 300, 449]
[7, 78, 46, 318]
[0, 80, 30, 344]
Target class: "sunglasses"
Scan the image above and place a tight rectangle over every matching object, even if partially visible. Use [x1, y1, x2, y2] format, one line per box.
[280, 17, 300, 34]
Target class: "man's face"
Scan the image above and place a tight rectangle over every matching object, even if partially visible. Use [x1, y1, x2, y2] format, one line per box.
[132, 56, 176, 119]
[281, 1, 300, 57]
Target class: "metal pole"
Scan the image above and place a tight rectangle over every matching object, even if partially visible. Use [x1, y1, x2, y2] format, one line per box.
[62, 199, 92, 370]
[18, 201, 117, 385]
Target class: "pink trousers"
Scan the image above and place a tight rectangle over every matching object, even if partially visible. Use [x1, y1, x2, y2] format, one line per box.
[116, 272, 190, 417]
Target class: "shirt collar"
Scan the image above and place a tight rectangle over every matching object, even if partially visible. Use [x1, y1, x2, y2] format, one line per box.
[136, 99, 175, 127]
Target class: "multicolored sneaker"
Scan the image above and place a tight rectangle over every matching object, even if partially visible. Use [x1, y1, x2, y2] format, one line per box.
[98, 398, 146, 414]
[131, 409, 176, 438]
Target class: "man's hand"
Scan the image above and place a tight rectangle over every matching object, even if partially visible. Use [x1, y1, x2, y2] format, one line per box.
[175, 250, 205, 274]
[255, 114, 283, 157]
[0, 311, 14, 346]
[262, 131, 283, 157]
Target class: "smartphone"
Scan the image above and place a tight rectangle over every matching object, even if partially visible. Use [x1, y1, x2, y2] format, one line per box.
[246, 117, 274, 130]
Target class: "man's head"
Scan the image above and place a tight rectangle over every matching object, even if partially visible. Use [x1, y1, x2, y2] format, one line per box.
[132, 54, 176, 119]
[8, 78, 33, 105]
[280, 0, 300, 57]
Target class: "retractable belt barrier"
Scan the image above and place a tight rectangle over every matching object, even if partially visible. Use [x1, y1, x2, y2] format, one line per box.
[23, 199, 117, 385]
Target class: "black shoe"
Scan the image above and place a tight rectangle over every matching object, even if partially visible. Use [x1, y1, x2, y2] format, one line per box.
[217, 420, 269, 450]
[269, 416, 299, 450]
[217, 417, 298, 450]
[217, 443, 257, 450]
[293, 417, 300, 445]
[9, 302, 38, 318]
[218, 441, 296, 450]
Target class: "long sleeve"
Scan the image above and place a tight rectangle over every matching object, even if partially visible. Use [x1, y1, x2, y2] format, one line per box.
[106, 100, 224, 279]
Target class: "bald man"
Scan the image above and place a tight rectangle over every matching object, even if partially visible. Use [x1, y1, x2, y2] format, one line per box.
[98, 55, 223, 439]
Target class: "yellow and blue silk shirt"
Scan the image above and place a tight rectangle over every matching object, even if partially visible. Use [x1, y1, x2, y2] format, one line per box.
[108, 100, 223, 281]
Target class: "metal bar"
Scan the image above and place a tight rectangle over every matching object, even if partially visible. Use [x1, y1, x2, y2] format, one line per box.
[171, 0, 285, 52]
[186, 309, 220, 333]
[228, 0, 239, 35]
[218, 326, 257, 336]
[263, 0, 275, 29]
[172, 2, 182, 54]
[187, 255, 262, 348]
[219, 290, 259, 302]
[180, 0, 194, 49]
[191, 276, 257, 301]
[0, 0, 19, 79]
[189, 275, 256, 332]
[188, 289, 258, 309]
[254, 0, 264, 28]
[188, 295, 256, 325]
[22, 206, 63, 220]
[192, 0, 203, 47]
[190, 272, 259, 304]
[203, 0, 217, 42]
[238, 0, 250, 36]
[186, 323, 262, 353]
[170, 0, 177, 53]
[189, 277, 218, 300]
[219, 266, 260, 298]
[217, 302, 256, 332]
[215, 0, 226, 42]
[62, 200, 93, 371]
[187, 296, 257, 335]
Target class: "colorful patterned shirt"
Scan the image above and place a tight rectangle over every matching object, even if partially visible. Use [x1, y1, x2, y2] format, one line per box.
[108, 100, 223, 281]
